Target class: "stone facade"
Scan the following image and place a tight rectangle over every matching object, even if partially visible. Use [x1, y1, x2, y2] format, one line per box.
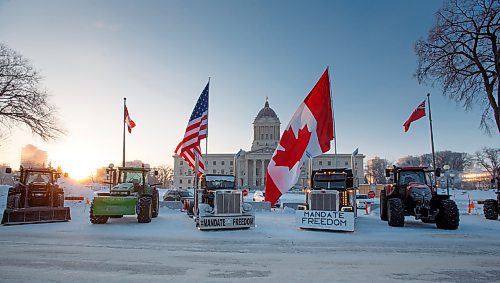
[173, 100, 364, 190]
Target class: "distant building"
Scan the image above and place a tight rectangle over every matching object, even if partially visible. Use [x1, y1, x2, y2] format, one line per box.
[20, 144, 47, 168]
[173, 100, 364, 190]
[460, 171, 494, 190]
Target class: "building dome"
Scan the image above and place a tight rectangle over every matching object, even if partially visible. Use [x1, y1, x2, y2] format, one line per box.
[255, 100, 278, 120]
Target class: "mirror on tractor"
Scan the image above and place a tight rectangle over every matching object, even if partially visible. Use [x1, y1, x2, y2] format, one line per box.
[435, 168, 441, 177]
[154, 170, 159, 176]
[5, 167, 12, 174]
[385, 168, 391, 178]
[64, 172, 69, 178]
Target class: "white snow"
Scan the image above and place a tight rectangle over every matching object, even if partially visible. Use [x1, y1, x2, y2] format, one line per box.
[0, 184, 499, 282]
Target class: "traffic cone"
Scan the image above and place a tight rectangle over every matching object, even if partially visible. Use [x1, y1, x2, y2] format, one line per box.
[86, 198, 90, 205]
[365, 202, 371, 215]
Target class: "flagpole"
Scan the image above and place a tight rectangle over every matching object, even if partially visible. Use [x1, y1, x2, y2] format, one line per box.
[205, 77, 210, 167]
[329, 67, 338, 167]
[122, 97, 126, 167]
[427, 93, 437, 186]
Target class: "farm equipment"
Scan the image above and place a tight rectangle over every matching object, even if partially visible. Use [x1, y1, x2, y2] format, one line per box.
[186, 174, 255, 230]
[296, 168, 356, 232]
[483, 183, 499, 220]
[2, 167, 70, 225]
[90, 165, 160, 224]
[380, 166, 459, 230]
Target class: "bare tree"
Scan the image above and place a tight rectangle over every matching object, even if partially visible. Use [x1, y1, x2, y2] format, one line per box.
[0, 43, 64, 141]
[415, 0, 500, 134]
[421, 151, 472, 170]
[155, 164, 174, 188]
[474, 147, 500, 185]
[367, 157, 390, 184]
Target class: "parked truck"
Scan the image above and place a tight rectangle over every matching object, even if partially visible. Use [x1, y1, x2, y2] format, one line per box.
[296, 168, 356, 232]
[188, 174, 255, 230]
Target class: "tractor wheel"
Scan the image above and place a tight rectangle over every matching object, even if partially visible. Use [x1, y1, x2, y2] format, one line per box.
[387, 198, 404, 227]
[90, 203, 108, 224]
[436, 199, 459, 230]
[152, 190, 159, 218]
[483, 199, 499, 220]
[137, 196, 152, 223]
[380, 190, 388, 221]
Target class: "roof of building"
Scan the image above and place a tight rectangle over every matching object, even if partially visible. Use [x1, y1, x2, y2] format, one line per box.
[255, 99, 278, 120]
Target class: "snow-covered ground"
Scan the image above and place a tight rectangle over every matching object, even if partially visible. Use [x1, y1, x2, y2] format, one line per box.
[0, 184, 499, 282]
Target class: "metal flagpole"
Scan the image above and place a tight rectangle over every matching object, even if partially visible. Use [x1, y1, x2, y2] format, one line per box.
[194, 154, 199, 221]
[329, 67, 338, 167]
[205, 77, 210, 167]
[427, 93, 437, 187]
[122, 97, 126, 167]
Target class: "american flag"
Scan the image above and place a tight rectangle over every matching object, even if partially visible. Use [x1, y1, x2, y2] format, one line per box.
[175, 82, 209, 175]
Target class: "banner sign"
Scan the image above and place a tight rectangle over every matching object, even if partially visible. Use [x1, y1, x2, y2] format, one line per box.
[296, 210, 355, 231]
[199, 215, 255, 230]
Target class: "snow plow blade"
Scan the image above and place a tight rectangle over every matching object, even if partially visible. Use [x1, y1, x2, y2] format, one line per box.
[1, 207, 71, 225]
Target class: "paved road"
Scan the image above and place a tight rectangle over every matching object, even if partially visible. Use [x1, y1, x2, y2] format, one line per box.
[0, 208, 499, 283]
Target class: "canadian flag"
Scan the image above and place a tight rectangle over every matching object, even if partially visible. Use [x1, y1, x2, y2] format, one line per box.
[265, 68, 333, 205]
[124, 105, 136, 133]
[403, 100, 426, 132]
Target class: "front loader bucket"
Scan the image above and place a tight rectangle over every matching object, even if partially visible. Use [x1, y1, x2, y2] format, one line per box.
[2, 207, 71, 225]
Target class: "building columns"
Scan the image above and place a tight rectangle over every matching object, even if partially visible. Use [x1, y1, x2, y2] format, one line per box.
[261, 159, 266, 186]
[252, 159, 256, 187]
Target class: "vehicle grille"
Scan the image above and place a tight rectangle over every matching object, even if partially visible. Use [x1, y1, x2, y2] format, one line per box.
[215, 191, 241, 214]
[310, 191, 337, 211]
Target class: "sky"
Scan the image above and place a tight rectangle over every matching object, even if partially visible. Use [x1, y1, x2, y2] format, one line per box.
[0, 0, 498, 179]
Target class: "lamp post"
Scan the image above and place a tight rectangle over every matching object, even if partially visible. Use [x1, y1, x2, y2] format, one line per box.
[443, 164, 450, 195]
[449, 173, 455, 190]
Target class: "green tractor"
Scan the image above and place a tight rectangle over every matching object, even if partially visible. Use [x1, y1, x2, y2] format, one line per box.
[90, 165, 160, 224]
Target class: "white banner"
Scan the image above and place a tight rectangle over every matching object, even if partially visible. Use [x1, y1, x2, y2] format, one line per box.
[199, 215, 255, 230]
[296, 210, 355, 232]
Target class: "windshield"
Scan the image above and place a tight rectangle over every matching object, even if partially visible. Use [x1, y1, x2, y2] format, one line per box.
[399, 171, 427, 186]
[357, 194, 368, 199]
[179, 191, 193, 197]
[205, 175, 235, 189]
[120, 171, 144, 185]
[314, 180, 346, 190]
[26, 172, 51, 184]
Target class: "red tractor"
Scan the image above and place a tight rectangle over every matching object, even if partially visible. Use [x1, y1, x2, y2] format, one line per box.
[380, 166, 459, 230]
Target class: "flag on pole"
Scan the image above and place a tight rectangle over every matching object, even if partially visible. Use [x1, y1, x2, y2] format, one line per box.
[403, 100, 426, 132]
[265, 68, 333, 205]
[124, 106, 136, 133]
[175, 83, 209, 176]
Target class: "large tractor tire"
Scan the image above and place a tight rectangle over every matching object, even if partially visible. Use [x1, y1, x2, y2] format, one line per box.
[90, 203, 108, 224]
[152, 190, 160, 218]
[380, 190, 388, 221]
[483, 199, 499, 220]
[436, 199, 459, 230]
[137, 196, 152, 223]
[387, 198, 404, 227]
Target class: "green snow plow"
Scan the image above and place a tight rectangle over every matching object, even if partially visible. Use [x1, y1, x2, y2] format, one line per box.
[90, 165, 160, 224]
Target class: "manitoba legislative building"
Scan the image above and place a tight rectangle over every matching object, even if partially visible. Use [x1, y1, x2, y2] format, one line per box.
[173, 100, 364, 191]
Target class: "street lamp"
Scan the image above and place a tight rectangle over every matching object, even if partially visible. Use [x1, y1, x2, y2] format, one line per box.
[443, 164, 450, 194]
[449, 173, 455, 190]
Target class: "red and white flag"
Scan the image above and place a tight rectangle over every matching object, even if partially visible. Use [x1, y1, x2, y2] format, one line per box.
[124, 106, 136, 133]
[403, 100, 425, 132]
[265, 68, 333, 205]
